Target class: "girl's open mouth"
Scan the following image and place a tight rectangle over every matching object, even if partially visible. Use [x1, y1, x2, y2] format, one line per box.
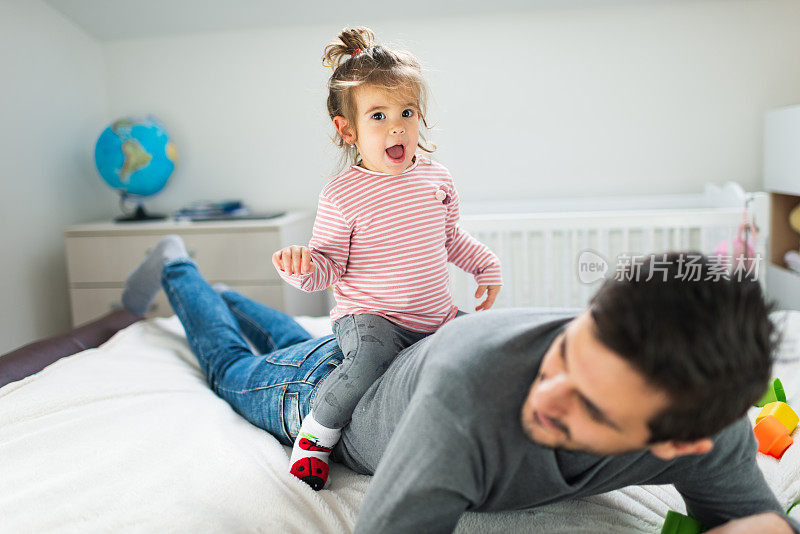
[385, 144, 405, 162]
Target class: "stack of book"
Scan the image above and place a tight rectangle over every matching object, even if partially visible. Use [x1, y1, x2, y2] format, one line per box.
[173, 200, 283, 221]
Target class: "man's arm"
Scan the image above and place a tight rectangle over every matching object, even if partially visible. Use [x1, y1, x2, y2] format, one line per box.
[673, 420, 799, 533]
[354, 395, 484, 534]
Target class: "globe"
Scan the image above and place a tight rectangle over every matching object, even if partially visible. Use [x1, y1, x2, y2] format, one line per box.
[94, 117, 178, 221]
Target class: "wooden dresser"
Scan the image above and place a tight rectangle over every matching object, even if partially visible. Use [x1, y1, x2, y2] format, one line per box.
[63, 212, 328, 326]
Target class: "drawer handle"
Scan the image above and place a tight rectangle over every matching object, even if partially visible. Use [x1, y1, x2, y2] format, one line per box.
[143, 248, 196, 258]
[109, 302, 158, 312]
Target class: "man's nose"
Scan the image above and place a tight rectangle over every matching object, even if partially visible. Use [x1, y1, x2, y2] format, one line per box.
[538, 375, 571, 416]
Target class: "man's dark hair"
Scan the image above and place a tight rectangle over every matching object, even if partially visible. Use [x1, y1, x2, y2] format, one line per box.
[589, 252, 777, 443]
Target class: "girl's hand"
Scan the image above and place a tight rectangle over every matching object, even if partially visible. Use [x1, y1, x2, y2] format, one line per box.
[705, 513, 793, 533]
[272, 245, 316, 275]
[475, 285, 501, 311]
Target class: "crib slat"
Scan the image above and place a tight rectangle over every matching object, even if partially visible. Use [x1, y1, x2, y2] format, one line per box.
[700, 227, 707, 253]
[581, 230, 591, 306]
[726, 227, 736, 271]
[522, 232, 530, 306]
[646, 228, 655, 255]
[543, 231, 552, 307]
[497, 231, 508, 307]
[601, 229, 610, 281]
[622, 228, 630, 256]
[561, 231, 569, 307]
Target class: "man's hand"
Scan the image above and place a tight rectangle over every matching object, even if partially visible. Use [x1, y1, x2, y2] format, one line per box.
[474, 285, 501, 311]
[705, 512, 794, 533]
[272, 246, 316, 276]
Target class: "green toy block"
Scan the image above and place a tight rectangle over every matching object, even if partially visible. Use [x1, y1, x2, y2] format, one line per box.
[756, 378, 786, 407]
[661, 510, 706, 534]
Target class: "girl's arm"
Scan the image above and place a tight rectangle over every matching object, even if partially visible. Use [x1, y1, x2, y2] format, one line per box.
[274, 193, 352, 292]
[444, 185, 503, 288]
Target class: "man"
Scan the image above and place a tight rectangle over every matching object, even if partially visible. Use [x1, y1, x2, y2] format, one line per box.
[123, 237, 797, 533]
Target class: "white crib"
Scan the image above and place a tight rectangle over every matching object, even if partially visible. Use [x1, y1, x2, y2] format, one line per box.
[449, 182, 769, 311]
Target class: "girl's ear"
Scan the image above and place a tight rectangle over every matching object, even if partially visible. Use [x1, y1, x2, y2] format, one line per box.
[333, 116, 356, 145]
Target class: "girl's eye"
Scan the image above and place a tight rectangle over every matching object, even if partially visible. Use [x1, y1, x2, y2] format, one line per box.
[402, 109, 415, 118]
[371, 112, 385, 120]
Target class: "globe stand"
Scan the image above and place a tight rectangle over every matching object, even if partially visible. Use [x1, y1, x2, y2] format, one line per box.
[115, 194, 167, 223]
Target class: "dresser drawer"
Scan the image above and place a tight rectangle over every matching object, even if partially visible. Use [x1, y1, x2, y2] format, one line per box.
[66, 231, 281, 284]
[69, 284, 285, 326]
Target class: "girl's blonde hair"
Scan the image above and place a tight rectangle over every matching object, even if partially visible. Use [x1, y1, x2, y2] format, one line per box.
[323, 27, 435, 174]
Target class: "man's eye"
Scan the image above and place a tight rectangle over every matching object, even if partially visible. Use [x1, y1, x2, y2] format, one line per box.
[579, 398, 608, 426]
[402, 109, 414, 118]
[372, 112, 385, 120]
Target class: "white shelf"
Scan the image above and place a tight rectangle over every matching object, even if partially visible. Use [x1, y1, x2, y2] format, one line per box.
[764, 105, 800, 196]
[64, 212, 309, 236]
[766, 263, 800, 311]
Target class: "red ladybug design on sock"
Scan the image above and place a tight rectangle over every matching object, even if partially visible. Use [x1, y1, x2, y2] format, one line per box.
[290, 457, 329, 491]
[299, 437, 332, 453]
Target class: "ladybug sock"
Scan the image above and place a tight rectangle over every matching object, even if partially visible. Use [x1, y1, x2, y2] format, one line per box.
[289, 411, 341, 491]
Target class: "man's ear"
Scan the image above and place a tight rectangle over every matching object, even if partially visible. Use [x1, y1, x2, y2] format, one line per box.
[649, 438, 714, 461]
[333, 116, 356, 145]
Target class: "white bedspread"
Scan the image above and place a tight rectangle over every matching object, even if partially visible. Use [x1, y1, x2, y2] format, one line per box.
[1, 311, 799, 533]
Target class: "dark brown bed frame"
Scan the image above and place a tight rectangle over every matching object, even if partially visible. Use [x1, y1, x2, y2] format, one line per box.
[0, 310, 141, 388]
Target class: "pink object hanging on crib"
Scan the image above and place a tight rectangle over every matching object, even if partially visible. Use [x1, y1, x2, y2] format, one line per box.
[712, 220, 757, 271]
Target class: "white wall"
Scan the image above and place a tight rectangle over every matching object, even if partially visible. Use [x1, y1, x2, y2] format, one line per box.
[4, 0, 800, 351]
[0, 0, 110, 353]
[103, 0, 800, 216]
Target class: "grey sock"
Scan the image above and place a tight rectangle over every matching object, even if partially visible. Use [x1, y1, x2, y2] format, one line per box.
[121, 235, 189, 317]
[211, 282, 232, 294]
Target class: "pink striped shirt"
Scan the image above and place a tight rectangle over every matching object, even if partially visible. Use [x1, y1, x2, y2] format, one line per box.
[278, 155, 503, 332]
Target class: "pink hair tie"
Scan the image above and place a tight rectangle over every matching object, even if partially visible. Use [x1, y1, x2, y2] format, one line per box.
[351, 48, 362, 58]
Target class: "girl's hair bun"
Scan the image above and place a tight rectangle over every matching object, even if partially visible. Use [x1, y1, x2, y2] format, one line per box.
[322, 26, 435, 174]
[323, 27, 376, 70]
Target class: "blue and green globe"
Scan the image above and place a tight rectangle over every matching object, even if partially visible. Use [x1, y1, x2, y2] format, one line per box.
[94, 117, 177, 198]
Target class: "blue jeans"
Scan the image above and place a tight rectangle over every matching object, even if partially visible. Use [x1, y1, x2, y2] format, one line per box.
[161, 258, 343, 446]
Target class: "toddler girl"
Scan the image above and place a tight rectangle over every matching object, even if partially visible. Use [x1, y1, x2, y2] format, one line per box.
[273, 27, 502, 491]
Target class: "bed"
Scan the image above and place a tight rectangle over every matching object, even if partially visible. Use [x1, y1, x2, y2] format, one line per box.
[1, 309, 799, 533]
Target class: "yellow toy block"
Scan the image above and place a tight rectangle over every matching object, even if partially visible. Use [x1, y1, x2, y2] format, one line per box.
[756, 402, 798, 434]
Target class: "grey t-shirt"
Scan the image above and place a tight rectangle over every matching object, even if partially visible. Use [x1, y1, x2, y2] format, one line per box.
[334, 309, 797, 533]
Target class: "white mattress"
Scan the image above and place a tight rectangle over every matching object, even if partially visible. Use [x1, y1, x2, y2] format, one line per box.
[1, 311, 799, 533]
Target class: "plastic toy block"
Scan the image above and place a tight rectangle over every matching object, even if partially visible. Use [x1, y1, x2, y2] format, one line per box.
[754, 415, 793, 459]
[756, 402, 798, 434]
[660, 510, 705, 534]
[756, 378, 786, 407]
